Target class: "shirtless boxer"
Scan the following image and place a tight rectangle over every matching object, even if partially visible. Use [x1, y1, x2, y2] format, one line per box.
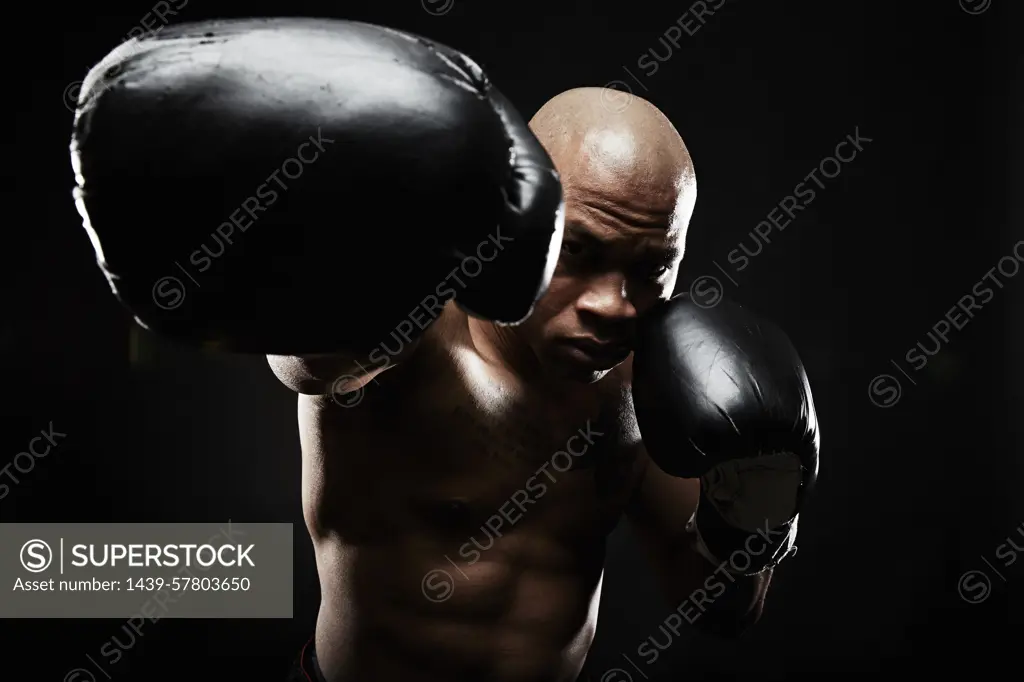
[70, 18, 819, 682]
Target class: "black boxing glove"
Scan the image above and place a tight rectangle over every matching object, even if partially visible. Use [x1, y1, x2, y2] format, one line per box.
[70, 18, 563, 355]
[631, 295, 820, 575]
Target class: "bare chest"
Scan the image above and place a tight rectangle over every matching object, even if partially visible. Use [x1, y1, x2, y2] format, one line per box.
[305, 344, 642, 545]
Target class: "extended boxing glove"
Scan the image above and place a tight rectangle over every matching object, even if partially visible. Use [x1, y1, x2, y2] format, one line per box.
[631, 295, 820, 575]
[70, 18, 563, 355]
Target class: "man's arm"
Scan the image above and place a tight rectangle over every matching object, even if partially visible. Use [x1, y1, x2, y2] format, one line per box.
[618, 293, 819, 637]
[71, 19, 564, 360]
[624, 442, 772, 637]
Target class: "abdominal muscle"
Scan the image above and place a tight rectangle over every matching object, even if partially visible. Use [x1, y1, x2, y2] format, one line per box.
[311, 532, 604, 682]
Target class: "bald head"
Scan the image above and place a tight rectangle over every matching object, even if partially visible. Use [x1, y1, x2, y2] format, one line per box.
[529, 87, 695, 233]
[509, 89, 694, 382]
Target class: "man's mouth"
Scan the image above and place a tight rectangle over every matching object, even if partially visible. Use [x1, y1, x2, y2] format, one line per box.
[559, 337, 632, 367]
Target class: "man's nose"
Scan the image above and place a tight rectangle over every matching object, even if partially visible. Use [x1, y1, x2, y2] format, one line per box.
[576, 272, 638, 322]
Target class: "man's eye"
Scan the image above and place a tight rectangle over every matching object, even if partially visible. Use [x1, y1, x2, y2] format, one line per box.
[560, 240, 585, 257]
[635, 262, 669, 279]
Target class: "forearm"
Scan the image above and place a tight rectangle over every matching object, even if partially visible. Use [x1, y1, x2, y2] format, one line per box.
[637, 517, 772, 637]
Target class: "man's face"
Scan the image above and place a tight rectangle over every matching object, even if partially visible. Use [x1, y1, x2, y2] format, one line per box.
[515, 163, 688, 383]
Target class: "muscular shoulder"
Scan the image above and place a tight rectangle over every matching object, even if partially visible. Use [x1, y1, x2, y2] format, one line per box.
[266, 301, 464, 394]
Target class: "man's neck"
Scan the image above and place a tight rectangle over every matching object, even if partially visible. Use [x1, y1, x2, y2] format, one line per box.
[464, 315, 619, 402]
[466, 315, 540, 381]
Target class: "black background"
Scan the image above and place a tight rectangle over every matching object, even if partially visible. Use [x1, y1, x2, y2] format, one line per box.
[3, 0, 1022, 679]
